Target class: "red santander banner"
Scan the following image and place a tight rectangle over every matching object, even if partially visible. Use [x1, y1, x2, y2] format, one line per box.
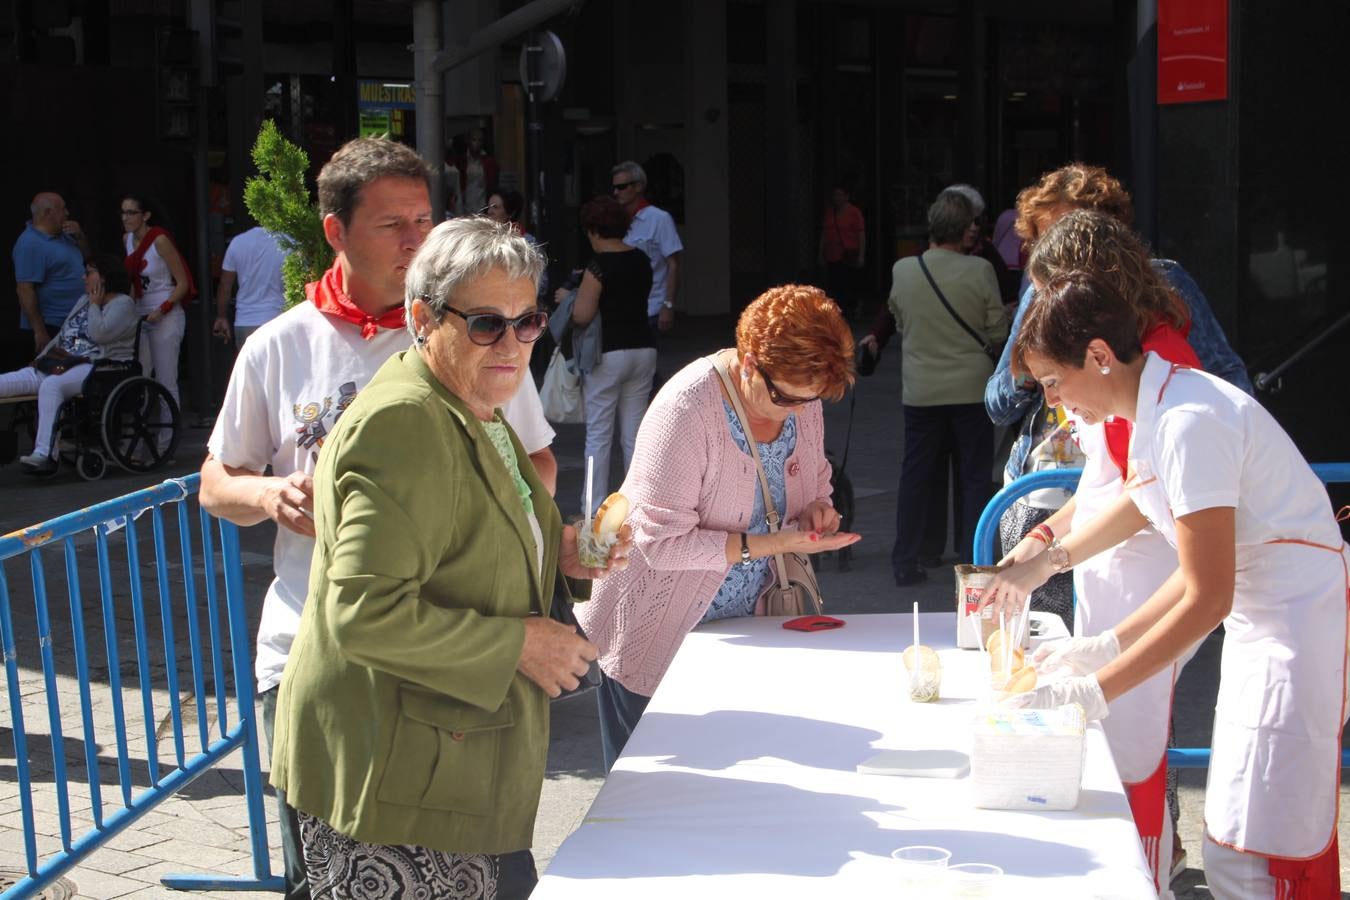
[1157, 0, 1228, 104]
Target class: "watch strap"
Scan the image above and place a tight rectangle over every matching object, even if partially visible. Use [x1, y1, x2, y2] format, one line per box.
[740, 532, 751, 564]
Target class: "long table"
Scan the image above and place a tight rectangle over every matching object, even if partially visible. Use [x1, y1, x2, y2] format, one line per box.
[534, 612, 1157, 899]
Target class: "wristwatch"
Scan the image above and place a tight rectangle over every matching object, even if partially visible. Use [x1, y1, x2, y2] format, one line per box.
[1045, 539, 1071, 572]
[661, 300, 674, 310]
[740, 532, 751, 565]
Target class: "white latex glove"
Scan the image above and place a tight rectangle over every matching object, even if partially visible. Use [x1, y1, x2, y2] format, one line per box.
[1030, 629, 1120, 676]
[1002, 674, 1110, 721]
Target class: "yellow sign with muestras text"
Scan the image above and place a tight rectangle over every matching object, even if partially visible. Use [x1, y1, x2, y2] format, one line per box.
[357, 80, 416, 110]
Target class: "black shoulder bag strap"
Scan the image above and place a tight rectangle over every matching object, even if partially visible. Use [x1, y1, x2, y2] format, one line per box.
[917, 253, 995, 358]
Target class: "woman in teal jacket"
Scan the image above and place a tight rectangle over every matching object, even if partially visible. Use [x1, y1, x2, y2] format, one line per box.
[271, 218, 629, 900]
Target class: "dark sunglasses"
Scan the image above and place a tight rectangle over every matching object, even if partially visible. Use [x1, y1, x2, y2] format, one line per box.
[610, 181, 637, 193]
[444, 306, 549, 346]
[759, 369, 819, 407]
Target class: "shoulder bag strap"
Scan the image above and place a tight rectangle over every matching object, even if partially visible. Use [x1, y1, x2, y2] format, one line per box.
[917, 253, 993, 356]
[710, 353, 792, 591]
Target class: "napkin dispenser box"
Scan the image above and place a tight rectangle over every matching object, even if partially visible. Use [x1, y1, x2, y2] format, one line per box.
[970, 705, 1086, 811]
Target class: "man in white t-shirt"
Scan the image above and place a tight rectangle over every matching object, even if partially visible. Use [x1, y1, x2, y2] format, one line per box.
[611, 160, 683, 332]
[212, 226, 287, 348]
[198, 138, 554, 899]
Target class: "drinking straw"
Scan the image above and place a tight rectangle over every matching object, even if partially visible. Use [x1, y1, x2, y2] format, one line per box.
[584, 455, 594, 528]
[1001, 610, 1011, 680]
[967, 594, 987, 662]
[1014, 594, 1033, 654]
[911, 601, 921, 687]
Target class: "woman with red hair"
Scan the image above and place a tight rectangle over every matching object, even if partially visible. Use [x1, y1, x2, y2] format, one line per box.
[576, 285, 860, 770]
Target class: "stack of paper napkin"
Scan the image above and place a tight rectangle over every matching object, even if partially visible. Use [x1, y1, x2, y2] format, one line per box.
[970, 705, 1086, 811]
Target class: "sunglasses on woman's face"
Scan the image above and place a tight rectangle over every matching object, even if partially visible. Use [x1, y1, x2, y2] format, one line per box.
[444, 306, 550, 346]
[759, 369, 819, 407]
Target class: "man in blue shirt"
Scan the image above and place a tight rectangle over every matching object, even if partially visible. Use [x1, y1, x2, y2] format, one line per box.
[611, 161, 683, 333]
[12, 192, 89, 363]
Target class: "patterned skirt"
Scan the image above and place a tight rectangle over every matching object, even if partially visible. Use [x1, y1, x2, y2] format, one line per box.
[298, 811, 533, 900]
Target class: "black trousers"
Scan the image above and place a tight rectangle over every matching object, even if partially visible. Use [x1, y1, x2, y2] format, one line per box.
[892, 403, 994, 578]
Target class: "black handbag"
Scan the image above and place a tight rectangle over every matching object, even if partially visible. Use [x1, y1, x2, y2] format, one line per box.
[33, 347, 90, 375]
[855, 343, 880, 377]
[917, 254, 1004, 363]
[548, 575, 603, 701]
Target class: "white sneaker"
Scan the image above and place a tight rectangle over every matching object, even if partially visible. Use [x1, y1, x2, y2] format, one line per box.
[19, 452, 49, 467]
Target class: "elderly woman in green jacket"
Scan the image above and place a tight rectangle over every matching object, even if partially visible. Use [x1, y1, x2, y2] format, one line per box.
[271, 217, 629, 900]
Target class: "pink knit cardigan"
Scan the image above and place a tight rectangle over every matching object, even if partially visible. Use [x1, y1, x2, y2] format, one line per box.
[576, 354, 834, 696]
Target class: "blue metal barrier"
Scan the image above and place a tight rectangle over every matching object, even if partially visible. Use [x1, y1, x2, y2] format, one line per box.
[0, 474, 283, 897]
[973, 463, 1350, 771]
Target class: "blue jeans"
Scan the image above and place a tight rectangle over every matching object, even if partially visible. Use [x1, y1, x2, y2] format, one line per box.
[260, 687, 310, 900]
[596, 673, 651, 772]
[892, 403, 994, 578]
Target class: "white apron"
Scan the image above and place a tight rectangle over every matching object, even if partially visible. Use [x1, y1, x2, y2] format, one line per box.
[1127, 354, 1349, 860]
[1071, 418, 1186, 785]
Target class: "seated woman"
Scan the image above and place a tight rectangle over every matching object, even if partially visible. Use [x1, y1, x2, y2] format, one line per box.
[983, 270, 1347, 900]
[270, 218, 630, 900]
[1, 254, 138, 474]
[576, 284, 860, 771]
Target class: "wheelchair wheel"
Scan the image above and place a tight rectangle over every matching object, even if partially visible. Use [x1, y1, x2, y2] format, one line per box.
[102, 378, 180, 472]
[76, 451, 107, 481]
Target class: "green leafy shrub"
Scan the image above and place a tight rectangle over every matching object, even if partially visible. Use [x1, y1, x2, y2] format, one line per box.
[243, 120, 332, 308]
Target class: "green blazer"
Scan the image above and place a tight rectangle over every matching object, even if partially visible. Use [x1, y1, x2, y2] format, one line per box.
[271, 350, 584, 855]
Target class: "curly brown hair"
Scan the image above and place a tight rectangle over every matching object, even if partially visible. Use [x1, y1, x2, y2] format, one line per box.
[1013, 163, 1133, 243]
[735, 284, 855, 401]
[1027, 210, 1187, 334]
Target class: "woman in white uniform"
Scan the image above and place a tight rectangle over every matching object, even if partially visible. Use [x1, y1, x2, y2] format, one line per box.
[984, 270, 1347, 899]
[996, 212, 1203, 895]
[121, 193, 193, 411]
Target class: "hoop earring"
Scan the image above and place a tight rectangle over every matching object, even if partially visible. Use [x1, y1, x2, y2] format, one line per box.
[1099, 366, 1111, 375]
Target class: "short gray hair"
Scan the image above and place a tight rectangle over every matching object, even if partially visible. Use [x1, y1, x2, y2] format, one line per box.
[611, 160, 647, 189]
[928, 190, 975, 245]
[404, 216, 544, 338]
[943, 183, 985, 217]
[30, 193, 59, 217]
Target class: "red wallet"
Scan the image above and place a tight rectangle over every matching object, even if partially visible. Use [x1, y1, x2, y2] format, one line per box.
[783, 615, 845, 632]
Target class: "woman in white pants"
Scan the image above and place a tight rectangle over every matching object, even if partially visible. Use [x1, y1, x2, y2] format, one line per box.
[984, 270, 1347, 899]
[1, 255, 140, 473]
[569, 195, 658, 510]
[121, 194, 193, 411]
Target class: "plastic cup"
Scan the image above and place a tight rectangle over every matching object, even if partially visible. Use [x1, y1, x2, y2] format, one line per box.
[891, 845, 950, 891]
[903, 645, 942, 702]
[946, 862, 1003, 898]
[575, 527, 618, 570]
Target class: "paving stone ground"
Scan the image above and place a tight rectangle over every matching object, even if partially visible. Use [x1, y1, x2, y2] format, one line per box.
[2, 311, 1347, 897]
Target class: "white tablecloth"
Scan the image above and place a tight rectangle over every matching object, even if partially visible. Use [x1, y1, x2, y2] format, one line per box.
[534, 613, 1156, 899]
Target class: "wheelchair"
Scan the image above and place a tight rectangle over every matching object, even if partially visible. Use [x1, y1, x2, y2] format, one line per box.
[0, 330, 180, 481]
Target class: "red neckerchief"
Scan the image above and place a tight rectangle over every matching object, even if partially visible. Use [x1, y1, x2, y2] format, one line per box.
[306, 261, 405, 340]
[124, 227, 198, 303]
[1104, 317, 1200, 478]
[629, 197, 652, 220]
